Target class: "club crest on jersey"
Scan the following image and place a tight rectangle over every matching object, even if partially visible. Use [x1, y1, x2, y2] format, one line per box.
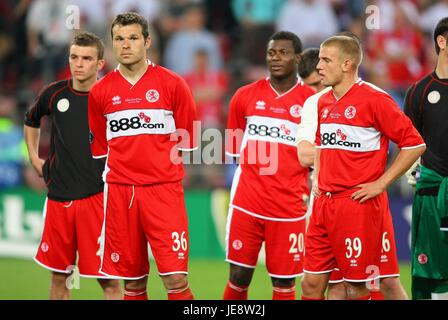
[146, 89, 159, 103]
[427, 90, 440, 104]
[289, 105, 302, 118]
[41, 242, 49, 252]
[57, 98, 70, 112]
[418, 253, 428, 265]
[344, 106, 356, 119]
[111, 252, 120, 263]
[232, 240, 243, 250]
[255, 100, 266, 110]
[112, 96, 122, 105]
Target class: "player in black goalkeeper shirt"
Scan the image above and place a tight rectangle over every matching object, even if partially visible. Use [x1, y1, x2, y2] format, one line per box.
[404, 17, 448, 300]
[24, 32, 121, 300]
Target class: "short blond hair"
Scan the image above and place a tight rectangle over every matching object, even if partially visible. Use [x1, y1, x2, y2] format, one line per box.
[321, 35, 363, 68]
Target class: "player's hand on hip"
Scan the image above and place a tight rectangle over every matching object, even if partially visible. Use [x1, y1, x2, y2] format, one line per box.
[31, 157, 45, 177]
[351, 181, 386, 204]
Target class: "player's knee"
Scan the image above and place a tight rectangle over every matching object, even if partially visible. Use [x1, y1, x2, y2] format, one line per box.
[229, 264, 254, 287]
[161, 273, 188, 290]
[125, 277, 147, 291]
[327, 283, 347, 300]
[98, 278, 121, 291]
[271, 277, 295, 288]
[51, 272, 70, 287]
[301, 276, 326, 297]
[345, 282, 369, 299]
[380, 277, 407, 298]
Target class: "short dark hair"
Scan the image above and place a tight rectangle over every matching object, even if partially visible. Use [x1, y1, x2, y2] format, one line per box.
[269, 31, 303, 54]
[111, 12, 149, 40]
[434, 17, 448, 55]
[298, 48, 319, 79]
[71, 32, 104, 59]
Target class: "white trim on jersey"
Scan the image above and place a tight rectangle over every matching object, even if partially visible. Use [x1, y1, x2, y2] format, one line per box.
[268, 77, 301, 99]
[343, 276, 381, 282]
[319, 123, 381, 152]
[225, 151, 240, 158]
[98, 182, 108, 275]
[303, 268, 336, 274]
[224, 207, 233, 261]
[401, 143, 426, 150]
[92, 154, 107, 159]
[243, 115, 299, 148]
[105, 109, 176, 141]
[117, 60, 151, 88]
[225, 178, 240, 261]
[359, 79, 389, 95]
[178, 146, 199, 152]
[102, 147, 111, 183]
[98, 270, 149, 280]
[225, 258, 257, 269]
[34, 257, 72, 274]
[440, 228, 448, 231]
[79, 273, 122, 279]
[158, 271, 188, 276]
[296, 86, 332, 144]
[328, 279, 345, 284]
[378, 273, 401, 279]
[230, 204, 307, 222]
[332, 78, 362, 101]
[42, 197, 48, 221]
[268, 272, 304, 278]
[229, 165, 242, 204]
[228, 165, 306, 222]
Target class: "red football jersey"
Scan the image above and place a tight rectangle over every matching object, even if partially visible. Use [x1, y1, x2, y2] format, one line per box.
[226, 78, 315, 220]
[314, 79, 425, 192]
[88, 62, 198, 185]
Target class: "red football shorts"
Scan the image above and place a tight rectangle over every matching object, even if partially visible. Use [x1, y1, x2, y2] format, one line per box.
[100, 181, 190, 279]
[304, 191, 400, 282]
[328, 204, 400, 284]
[35, 192, 106, 277]
[226, 207, 306, 278]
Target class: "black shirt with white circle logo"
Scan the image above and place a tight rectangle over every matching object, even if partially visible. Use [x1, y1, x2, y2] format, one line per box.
[404, 72, 448, 176]
[25, 79, 104, 201]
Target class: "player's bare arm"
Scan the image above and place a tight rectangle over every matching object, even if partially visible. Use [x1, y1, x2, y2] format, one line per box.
[312, 148, 321, 197]
[23, 125, 45, 177]
[352, 146, 426, 203]
[297, 140, 315, 167]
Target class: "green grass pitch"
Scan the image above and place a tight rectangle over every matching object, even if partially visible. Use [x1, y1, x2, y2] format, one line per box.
[0, 258, 412, 300]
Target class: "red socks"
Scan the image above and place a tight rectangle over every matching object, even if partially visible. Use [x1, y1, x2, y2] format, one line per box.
[223, 281, 249, 300]
[124, 289, 148, 300]
[273, 286, 296, 300]
[167, 285, 194, 300]
[370, 290, 384, 300]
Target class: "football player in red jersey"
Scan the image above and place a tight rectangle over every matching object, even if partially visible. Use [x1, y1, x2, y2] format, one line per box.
[300, 35, 425, 300]
[223, 31, 315, 300]
[24, 32, 121, 299]
[88, 12, 197, 300]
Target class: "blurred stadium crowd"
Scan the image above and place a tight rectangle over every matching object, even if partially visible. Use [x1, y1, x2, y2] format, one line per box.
[0, 0, 446, 192]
